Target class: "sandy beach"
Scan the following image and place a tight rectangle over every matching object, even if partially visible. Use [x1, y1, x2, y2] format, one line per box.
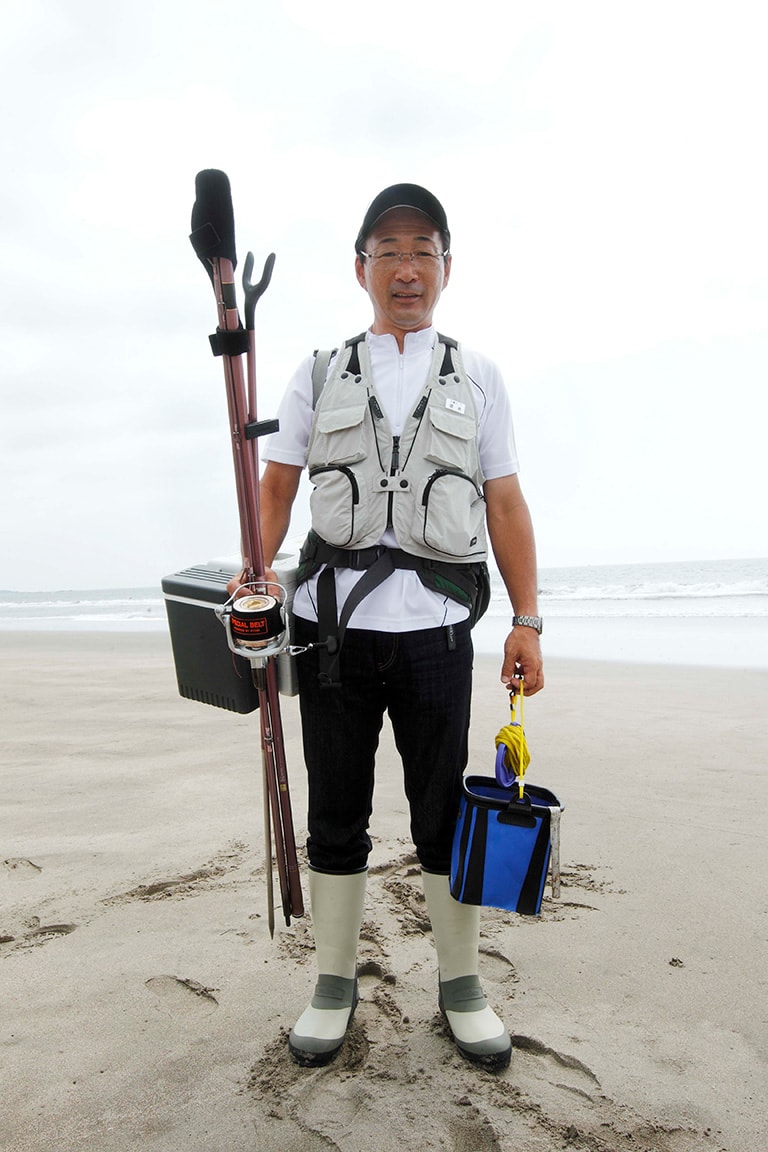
[2, 631, 766, 1152]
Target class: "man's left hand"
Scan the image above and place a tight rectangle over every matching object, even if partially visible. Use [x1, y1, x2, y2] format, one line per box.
[501, 627, 544, 696]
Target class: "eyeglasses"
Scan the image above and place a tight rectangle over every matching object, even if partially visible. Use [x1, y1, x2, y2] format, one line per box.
[360, 248, 447, 268]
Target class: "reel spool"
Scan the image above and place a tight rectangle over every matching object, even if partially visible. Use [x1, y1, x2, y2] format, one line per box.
[230, 594, 283, 648]
[219, 583, 289, 660]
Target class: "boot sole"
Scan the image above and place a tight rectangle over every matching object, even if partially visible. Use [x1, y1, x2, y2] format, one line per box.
[288, 1037, 345, 1067]
[453, 1036, 512, 1071]
[288, 982, 358, 1068]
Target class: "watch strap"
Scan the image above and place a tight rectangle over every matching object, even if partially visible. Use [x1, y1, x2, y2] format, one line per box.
[512, 614, 543, 635]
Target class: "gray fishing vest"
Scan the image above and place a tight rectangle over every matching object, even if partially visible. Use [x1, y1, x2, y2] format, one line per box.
[305, 332, 488, 564]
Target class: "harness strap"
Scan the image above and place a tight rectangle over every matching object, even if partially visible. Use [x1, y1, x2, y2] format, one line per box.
[344, 332, 366, 377]
[436, 332, 458, 376]
[311, 332, 453, 410]
[311, 348, 336, 408]
[316, 550, 396, 688]
[315, 566, 339, 687]
[307, 533, 487, 688]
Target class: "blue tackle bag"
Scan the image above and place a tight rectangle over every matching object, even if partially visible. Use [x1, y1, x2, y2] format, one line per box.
[450, 747, 564, 916]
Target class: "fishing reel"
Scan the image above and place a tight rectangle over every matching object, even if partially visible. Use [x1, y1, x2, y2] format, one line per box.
[217, 581, 290, 662]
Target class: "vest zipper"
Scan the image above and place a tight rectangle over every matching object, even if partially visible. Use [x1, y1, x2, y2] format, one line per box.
[387, 434, 401, 527]
[391, 435, 401, 473]
[309, 463, 361, 503]
[422, 467, 482, 502]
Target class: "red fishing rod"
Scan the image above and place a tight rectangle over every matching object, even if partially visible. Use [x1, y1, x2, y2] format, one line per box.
[189, 169, 303, 934]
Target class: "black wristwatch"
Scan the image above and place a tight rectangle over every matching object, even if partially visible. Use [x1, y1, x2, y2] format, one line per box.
[512, 615, 543, 635]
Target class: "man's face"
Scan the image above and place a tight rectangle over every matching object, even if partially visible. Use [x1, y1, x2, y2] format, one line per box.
[355, 207, 451, 344]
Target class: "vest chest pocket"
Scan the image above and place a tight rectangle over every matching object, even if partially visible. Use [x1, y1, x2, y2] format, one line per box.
[309, 465, 366, 547]
[423, 404, 476, 471]
[308, 398, 375, 547]
[415, 470, 487, 560]
[309, 400, 368, 466]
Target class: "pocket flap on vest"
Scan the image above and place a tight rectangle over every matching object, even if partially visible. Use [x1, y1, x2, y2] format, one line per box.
[428, 404, 475, 440]
[315, 400, 368, 435]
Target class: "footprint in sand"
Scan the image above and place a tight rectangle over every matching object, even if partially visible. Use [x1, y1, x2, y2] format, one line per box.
[510, 1032, 601, 1098]
[478, 944, 518, 985]
[3, 858, 42, 879]
[1, 922, 78, 951]
[145, 975, 219, 1015]
[26, 923, 77, 940]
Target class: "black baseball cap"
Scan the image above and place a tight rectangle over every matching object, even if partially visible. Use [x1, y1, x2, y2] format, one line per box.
[355, 183, 450, 254]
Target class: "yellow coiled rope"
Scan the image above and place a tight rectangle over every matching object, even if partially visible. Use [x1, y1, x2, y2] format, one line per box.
[495, 684, 530, 799]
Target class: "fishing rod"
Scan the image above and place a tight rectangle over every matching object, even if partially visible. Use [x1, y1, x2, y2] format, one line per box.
[188, 169, 303, 934]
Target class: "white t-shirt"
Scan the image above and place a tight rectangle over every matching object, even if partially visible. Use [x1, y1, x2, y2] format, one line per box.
[262, 326, 519, 631]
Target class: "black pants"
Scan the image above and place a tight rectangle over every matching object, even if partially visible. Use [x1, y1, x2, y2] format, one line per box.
[293, 616, 474, 874]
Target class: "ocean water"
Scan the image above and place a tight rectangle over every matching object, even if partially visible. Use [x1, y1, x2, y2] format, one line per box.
[1, 557, 767, 668]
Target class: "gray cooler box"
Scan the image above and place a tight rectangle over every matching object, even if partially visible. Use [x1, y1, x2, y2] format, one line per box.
[161, 557, 298, 713]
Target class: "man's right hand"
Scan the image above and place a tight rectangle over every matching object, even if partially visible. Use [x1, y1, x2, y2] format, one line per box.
[226, 569, 279, 598]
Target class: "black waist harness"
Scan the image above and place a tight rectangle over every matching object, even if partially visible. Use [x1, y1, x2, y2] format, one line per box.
[297, 530, 491, 687]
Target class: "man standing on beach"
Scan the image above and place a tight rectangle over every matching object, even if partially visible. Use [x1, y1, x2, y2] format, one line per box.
[234, 184, 543, 1070]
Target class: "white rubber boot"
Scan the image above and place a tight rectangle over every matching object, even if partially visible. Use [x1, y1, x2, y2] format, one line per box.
[288, 869, 367, 1066]
[421, 870, 511, 1070]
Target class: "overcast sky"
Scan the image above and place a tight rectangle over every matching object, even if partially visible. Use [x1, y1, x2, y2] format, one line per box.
[2, 1, 766, 590]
